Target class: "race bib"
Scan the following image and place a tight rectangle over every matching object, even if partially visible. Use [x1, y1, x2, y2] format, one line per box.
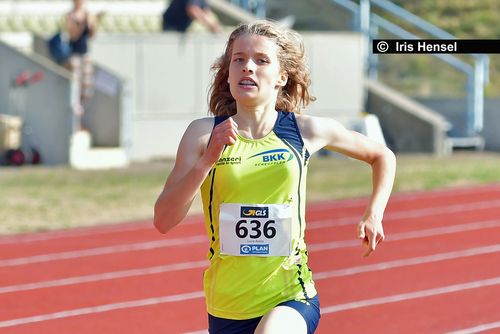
[219, 203, 292, 257]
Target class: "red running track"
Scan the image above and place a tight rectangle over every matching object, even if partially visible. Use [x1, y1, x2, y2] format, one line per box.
[1, 184, 500, 333]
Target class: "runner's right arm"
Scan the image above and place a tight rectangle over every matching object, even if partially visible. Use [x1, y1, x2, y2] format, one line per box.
[153, 118, 237, 233]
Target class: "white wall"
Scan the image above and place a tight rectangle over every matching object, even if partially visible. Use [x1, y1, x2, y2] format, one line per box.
[0, 40, 74, 165]
[92, 31, 366, 160]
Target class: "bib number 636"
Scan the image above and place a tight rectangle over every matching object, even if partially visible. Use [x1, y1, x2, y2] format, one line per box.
[235, 219, 277, 239]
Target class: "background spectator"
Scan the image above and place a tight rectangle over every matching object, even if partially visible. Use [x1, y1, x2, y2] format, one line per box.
[162, 0, 222, 33]
[66, 0, 104, 128]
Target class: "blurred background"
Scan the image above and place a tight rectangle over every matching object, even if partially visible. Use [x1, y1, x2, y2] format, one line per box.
[0, 0, 500, 232]
[1, 2, 500, 333]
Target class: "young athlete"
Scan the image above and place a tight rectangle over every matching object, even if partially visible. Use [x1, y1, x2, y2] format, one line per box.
[154, 20, 396, 334]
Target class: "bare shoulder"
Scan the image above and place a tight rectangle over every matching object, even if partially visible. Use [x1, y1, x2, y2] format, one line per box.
[295, 114, 348, 154]
[186, 117, 214, 135]
[295, 114, 345, 133]
[182, 117, 215, 152]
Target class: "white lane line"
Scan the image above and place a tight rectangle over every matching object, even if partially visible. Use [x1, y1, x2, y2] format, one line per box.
[2, 244, 498, 295]
[2, 276, 499, 329]
[308, 219, 500, 252]
[385, 199, 500, 220]
[446, 321, 500, 334]
[2, 219, 499, 268]
[2, 184, 500, 245]
[0, 290, 205, 329]
[309, 198, 500, 229]
[309, 183, 500, 211]
[0, 235, 206, 267]
[0, 222, 151, 245]
[321, 276, 500, 314]
[0, 216, 202, 245]
[313, 244, 500, 280]
[0, 260, 208, 294]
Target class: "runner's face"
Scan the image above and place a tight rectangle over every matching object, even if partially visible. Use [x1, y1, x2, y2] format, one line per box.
[228, 34, 287, 107]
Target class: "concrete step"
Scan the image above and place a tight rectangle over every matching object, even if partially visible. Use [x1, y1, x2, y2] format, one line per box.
[349, 113, 387, 146]
[447, 136, 485, 151]
[70, 130, 128, 170]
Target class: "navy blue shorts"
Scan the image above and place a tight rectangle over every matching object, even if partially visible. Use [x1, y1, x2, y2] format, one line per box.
[208, 294, 320, 334]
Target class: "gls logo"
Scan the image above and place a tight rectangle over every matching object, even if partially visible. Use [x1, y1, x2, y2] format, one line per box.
[248, 149, 293, 163]
[241, 206, 268, 218]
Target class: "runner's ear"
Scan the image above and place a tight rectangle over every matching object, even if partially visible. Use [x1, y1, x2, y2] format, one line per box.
[276, 71, 288, 87]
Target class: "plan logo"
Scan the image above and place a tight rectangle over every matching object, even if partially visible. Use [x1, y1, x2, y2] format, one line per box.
[240, 244, 269, 255]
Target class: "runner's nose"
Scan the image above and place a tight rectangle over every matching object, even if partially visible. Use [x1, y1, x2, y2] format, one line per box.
[242, 59, 255, 73]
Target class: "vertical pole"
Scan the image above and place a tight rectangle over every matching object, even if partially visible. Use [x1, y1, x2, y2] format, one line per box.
[466, 72, 475, 136]
[473, 55, 486, 132]
[360, 0, 371, 77]
[369, 24, 379, 80]
[360, 0, 370, 36]
[256, 0, 266, 19]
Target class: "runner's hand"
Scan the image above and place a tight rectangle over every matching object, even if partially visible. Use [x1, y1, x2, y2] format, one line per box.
[201, 118, 238, 167]
[357, 216, 385, 257]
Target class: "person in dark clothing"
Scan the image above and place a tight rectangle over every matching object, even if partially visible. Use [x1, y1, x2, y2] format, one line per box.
[162, 0, 222, 33]
[65, 0, 104, 129]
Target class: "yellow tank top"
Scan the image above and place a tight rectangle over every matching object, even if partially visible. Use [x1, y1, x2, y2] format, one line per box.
[200, 111, 317, 319]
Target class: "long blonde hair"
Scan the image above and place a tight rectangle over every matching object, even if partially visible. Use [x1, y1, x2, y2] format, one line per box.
[209, 20, 315, 116]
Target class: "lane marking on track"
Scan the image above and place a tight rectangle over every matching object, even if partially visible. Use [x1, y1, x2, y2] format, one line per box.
[385, 199, 500, 220]
[446, 321, 500, 334]
[0, 260, 208, 294]
[321, 276, 500, 314]
[309, 183, 500, 211]
[2, 276, 499, 329]
[0, 291, 206, 329]
[0, 222, 152, 245]
[313, 244, 500, 280]
[308, 199, 500, 229]
[0, 235, 206, 267]
[0, 216, 202, 245]
[308, 219, 500, 251]
[2, 185, 500, 245]
[2, 220, 499, 268]
[1, 244, 499, 295]
[0, 200, 500, 254]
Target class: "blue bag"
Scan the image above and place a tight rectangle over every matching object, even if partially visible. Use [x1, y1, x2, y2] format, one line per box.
[48, 31, 72, 64]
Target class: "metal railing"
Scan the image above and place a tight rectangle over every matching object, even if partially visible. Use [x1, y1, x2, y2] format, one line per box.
[230, 0, 266, 19]
[331, 0, 489, 136]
